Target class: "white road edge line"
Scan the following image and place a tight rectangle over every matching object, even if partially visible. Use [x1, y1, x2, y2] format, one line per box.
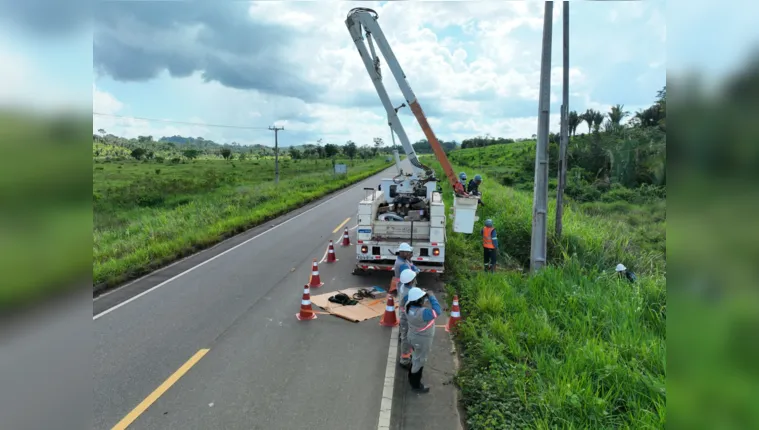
[377, 325, 399, 430]
[93, 179, 377, 321]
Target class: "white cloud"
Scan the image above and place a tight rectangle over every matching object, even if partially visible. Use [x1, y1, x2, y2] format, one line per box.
[93, 85, 214, 139]
[94, 1, 665, 145]
[92, 84, 123, 115]
[0, 31, 91, 112]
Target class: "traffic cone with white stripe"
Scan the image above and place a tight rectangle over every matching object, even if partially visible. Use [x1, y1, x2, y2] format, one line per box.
[341, 227, 351, 246]
[445, 295, 462, 332]
[326, 240, 337, 263]
[308, 259, 324, 288]
[296, 284, 317, 321]
[380, 295, 399, 327]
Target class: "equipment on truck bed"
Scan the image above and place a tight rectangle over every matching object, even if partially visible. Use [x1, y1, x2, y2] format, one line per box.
[346, 7, 480, 274]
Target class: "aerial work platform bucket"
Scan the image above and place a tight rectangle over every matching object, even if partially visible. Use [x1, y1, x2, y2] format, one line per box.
[452, 195, 480, 233]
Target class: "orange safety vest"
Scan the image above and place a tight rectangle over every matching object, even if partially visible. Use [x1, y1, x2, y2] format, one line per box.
[483, 226, 495, 249]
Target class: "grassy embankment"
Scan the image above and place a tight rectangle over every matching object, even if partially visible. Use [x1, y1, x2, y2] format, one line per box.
[1, 111, 91, 311]
[94, 156, 391, 289]
[425, 142, 666, 428]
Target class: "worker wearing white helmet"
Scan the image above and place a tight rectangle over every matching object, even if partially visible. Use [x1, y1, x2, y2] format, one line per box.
[397, 268, 418, 369]
[389, 242, 419, 295]
[615, 263, 637, 283]
[405, 286, 441, 393]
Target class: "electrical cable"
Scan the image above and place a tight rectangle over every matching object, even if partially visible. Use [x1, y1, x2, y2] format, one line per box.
[93, 112, 273, 130]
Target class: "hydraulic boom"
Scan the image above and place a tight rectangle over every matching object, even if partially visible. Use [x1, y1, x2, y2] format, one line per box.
[345, 7, 468, 195]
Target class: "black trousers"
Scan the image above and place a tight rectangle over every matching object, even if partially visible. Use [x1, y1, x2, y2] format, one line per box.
[484, 247, 497, 269]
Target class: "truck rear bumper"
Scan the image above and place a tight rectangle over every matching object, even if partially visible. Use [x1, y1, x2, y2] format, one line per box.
[354, 262, 444, 273]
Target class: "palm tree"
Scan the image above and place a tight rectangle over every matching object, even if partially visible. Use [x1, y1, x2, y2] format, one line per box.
[592, 110, 604, 133]
[633, 105, 664, 128]
[582, 109, 594, 133]
[608, 104, 630, 126]
[568, 110, 580, 136]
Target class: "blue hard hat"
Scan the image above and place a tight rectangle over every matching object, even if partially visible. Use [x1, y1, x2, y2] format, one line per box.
[484, 219, 493, 227]
[474, 174, 482, 181]
[459, 172, 467, 180]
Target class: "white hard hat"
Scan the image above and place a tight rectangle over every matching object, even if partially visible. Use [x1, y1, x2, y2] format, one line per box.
[397, 243, 413, 253]
[406, 287, 426, 304]
[615, 263, 626, 272]
[399, 269, 417, 285]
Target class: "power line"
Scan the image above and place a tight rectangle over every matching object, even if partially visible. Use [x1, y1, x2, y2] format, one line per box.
[93, 112, 273, 130]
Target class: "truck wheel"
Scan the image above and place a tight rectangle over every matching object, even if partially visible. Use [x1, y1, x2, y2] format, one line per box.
[352, 267, 368, 276]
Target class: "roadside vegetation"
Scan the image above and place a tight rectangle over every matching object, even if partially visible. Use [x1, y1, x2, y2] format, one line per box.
[0, 111, 90, 312]
[93, 135, 392, 290]
[428, 88, 666, 428]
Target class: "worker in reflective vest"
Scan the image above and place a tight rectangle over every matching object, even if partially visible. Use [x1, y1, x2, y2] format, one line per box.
[390, 242, 418, 295]
[482, 219, 498, 273]
[405, 286, 441, 393]
[397, 269, 418, 369]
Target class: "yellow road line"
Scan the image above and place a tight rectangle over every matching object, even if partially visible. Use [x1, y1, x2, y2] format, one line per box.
[111, 349, 210, 430]
[332, 217, 351, 234]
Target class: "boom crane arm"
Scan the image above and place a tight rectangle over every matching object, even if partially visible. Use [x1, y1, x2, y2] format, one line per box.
[345, 7, 468, 195]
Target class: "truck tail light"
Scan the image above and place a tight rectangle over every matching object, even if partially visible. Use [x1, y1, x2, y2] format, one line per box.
[433, 248, 440, 256]
[361, 245, 368, 253]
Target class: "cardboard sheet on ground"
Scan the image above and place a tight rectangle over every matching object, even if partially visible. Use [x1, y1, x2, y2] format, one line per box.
[310, 287, 395, 322]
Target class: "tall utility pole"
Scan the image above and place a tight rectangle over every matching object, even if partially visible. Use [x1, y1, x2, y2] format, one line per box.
[555, 1, 570, 239]
[530, 0, 553, 274]
[268, 125, 284, 184]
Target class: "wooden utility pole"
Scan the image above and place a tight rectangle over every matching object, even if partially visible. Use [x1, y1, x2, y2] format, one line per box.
[268, 125, 284, 184]
[530, 0, 553, 273]
[556, 1, 570, 238]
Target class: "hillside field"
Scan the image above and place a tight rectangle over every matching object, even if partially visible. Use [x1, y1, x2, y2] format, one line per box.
[93, 156, 391, 289]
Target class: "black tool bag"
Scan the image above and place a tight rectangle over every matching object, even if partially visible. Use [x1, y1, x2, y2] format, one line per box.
[328, 293, 358, 306]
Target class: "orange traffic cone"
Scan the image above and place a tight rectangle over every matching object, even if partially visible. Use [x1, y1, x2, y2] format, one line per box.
[308, 259, 324, 288]
[326, 240, 337, 263]
[341, 227, 351, 246]
[296, 284, 317, 321]
[380, 295, 399, 327]
[445, 295, 462, 332]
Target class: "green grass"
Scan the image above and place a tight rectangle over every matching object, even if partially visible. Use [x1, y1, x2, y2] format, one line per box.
[0, 110, 91, 311]
[93, 156, 391, 289]
[426, 146, 666, 429]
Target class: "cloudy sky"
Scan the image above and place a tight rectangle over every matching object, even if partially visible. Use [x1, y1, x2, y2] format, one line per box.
[3, 1, 757, 149]
[88, 1, 668, 147]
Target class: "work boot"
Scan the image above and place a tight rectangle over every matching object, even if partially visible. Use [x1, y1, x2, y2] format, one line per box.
[411, 367, 430, 393]
[408, 367, 418, 389]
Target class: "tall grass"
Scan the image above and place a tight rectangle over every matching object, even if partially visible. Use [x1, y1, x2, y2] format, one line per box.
[93, 157, 390, 289]
[427, 151, 666, 428]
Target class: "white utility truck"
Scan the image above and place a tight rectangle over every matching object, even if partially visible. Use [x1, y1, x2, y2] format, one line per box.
[346, 7, 480, 275]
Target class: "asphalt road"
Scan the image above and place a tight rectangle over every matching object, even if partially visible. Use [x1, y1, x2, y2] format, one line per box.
[93, 163, 408, 430]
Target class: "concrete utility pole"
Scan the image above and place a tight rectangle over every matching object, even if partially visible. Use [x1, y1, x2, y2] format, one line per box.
[555, 1, 570, 239]
[268, 125, 284, 184]
[530, 0, 553, 274]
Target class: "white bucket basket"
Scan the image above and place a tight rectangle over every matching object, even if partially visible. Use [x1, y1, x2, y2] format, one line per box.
[452, 195, 480, 234]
